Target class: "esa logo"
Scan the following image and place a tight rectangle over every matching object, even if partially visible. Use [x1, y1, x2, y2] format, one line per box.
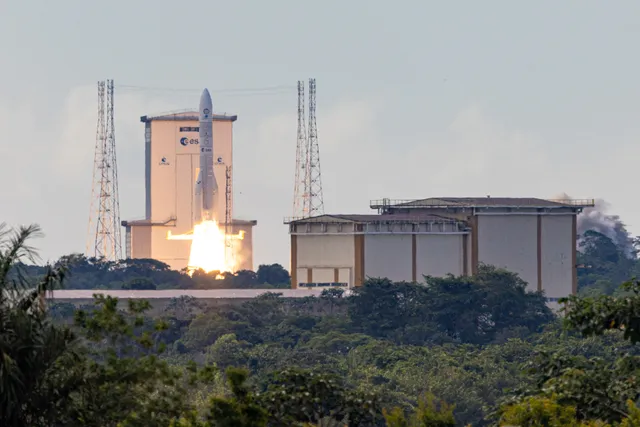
[180, 137, 199, 146]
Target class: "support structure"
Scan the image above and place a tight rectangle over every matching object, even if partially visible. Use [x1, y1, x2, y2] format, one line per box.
[87, 79, 122, 261]
[291, 78, 324, 219]
[292, 81, 308, 218]
[225, 165, 233, 262]
[307, 78, 324, 216]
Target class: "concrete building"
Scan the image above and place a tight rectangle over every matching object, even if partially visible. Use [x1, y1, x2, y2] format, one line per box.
[122, 111, 256, 271]
[287, 197, 595, 299]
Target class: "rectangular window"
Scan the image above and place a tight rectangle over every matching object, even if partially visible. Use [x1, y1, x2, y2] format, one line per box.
[179, 126, 199, 132]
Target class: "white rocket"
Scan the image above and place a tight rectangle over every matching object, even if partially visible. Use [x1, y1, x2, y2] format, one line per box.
[194, 88, 218, 223]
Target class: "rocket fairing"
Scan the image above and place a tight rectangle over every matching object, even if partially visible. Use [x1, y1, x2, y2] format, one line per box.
[195, 88, 218, 223]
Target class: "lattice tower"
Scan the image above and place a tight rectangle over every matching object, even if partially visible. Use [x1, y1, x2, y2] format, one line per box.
[306, 78, 324, 216]
[292, 80, 309, 217]
[86, 79, 122, 260]
[225, 165, 233, 262]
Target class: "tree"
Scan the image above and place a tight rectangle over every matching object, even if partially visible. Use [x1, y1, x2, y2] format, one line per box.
[577, 231, 636, 295]
[493, 281, 640, 424]
[256, 263, 290, 286]
[425, 265, 554, 344]
[498, 395, 583, 427]
[384, 394, 456, 427]
[562, 279, 640, 344]
[122, 277, 157, 290]
[207, 333, 250, 369]
[259, 368, 382, 426]
[0, 223, 78, 426]
[348, 267, 553, 346]
[0, 222, 217, 426]
[347, 278, 436, 344]
[206, 367, 268, 427]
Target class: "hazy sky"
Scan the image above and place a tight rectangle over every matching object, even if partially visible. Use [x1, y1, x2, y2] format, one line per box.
[1, 0, 639, 269]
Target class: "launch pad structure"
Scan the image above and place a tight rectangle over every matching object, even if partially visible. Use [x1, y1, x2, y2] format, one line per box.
[121, 110, 256, 272]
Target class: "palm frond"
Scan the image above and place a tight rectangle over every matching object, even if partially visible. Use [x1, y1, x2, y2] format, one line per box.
[0, 223, 43, 292]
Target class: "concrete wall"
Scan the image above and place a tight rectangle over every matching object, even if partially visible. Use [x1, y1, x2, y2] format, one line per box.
[150, 226, 190, 270]
[147, 117, 233, 228]
[130, 226, 151, 259]
[540, 215, 574, 298]
[416, 234, 465, 278]
[232, 222, 255, 271]
[295, 234, 355, 285]
[477, 215, 538, 291]
[364, 235, 413, 282]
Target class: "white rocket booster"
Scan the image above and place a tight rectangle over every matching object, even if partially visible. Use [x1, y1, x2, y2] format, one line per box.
[194, 88, 218, 223]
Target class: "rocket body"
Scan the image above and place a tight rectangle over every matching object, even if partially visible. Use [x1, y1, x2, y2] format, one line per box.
[195, 88, 218, 223]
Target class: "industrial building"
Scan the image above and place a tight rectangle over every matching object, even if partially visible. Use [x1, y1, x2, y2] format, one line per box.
[287, 197, 595, 299]
[122, 111, 256, 272]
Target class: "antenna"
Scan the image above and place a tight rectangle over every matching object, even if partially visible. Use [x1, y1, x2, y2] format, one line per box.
[87, 79, 122, 261]
[292, 81, 308, 218]
[306, 78, 324, 216]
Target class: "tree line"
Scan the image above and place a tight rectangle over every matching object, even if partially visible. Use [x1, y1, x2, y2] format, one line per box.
[14, 254, 292, 290]
[5, 223, 640, 425]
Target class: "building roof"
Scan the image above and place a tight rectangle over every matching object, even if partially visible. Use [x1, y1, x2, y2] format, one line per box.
[286, 213, 466, 225]
[370, 197, 595, 209]
[122, 218, 257, 227]
[140, 110, 237, 123]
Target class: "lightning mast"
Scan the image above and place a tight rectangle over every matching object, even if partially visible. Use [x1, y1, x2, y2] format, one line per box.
[306, 78, 324, 216]
[291, 78, 324, 218]
[225, 165, 233, 262]
[87, 79, 122, 261]
[292, 81, 308, 218]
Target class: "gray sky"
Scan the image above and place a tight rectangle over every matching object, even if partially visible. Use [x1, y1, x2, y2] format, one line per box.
[1, 0, 639, 269]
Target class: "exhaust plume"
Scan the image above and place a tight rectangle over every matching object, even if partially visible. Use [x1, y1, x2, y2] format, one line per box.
[555, 193, 635, 258]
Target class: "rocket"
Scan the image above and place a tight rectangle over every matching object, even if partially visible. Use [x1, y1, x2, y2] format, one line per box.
[194, 88, 218, 223]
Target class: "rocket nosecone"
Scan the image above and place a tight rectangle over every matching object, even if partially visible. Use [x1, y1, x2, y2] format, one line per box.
[196, 88, 218, 223]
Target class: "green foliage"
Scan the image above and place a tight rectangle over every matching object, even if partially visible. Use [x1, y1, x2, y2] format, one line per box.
[122, 277, 157, 290]
[259, 368, 383, 425]
[384, 394, 456, 427]
[207, 333, 250, 369]
[0, 223, 79, 426]
[577, 230, 638, 296]
[490, 282, 640, 426]
[14, 221, 640, 426]
[562, 279, 640, 344]
[206, 367, 268, 427]
[256, 263, 290, 286]
[349, 265, 553, 345]
[15, 255, 291, 290]
[498, 395, 581, 427]
[0, 223, 220, 426]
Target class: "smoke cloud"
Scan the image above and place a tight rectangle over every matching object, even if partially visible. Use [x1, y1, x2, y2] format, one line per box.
[555, 193, 636, 258]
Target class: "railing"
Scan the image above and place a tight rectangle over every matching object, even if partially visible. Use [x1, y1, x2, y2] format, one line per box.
[283, 216, 316, 224]
[150, 108, 231, 117]
[370, 198, 596, 209]
[370, 199, 416, 208]
[546, 199, 595, 207]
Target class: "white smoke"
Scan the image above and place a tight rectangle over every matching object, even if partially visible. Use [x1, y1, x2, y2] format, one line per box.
[555, 193, 636, 258]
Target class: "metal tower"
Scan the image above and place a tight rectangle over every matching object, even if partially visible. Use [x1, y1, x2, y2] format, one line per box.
[306, 78, 324, 216]
[291, 78, 324, 218]
[292, 81, 309, 218]
[225, 165, 233, 261]
[87, 79, 122, 261]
